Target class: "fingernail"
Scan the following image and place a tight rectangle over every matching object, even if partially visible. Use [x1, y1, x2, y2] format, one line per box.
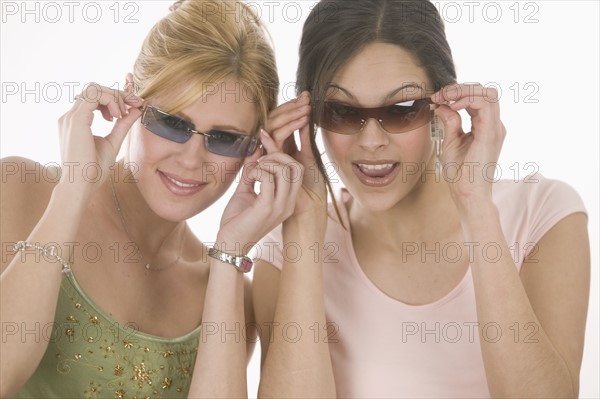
[260, 129, 269, 137]
[127, 95, 143, 103]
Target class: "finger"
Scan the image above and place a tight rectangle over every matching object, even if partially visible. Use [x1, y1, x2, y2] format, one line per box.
[260, 129, 280, 154]
[124, 94, 144, 109]
[244, 143, 262, 165]
[270, 115, 310, 149]
[105, 101, 122, 119]
[266, 102, 310, 138]
[258, 161, 292, 212]
[259, 157, 300, 194]
[250, 165, 275, 205]
[234, 162, 259, 196]
[105, 107, 142, 153]
[76, 85, 129, 117]
[267, 92, 310, 121]
[281, 135, 298, 156]
[258, 151, 298, 166]
[434, 104, 464, 143]
[449, 93, 500, 126]
[99, 106, 113, 122]
[431, 83, 484, 103]
[234, 146, 263, 195]
[267, 102, 310, 129]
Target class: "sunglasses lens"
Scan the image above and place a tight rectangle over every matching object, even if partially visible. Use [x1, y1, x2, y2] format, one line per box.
[321, 99, 432, 134]
[382, 99, 432, 133]
[143, 107, 259, 157]
[142, 107, 193, 143]
[321, 103, 363, 134]
[206, 130, 259, 158]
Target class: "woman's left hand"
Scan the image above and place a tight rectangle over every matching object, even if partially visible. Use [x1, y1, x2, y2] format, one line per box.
[216, 132, 304, 253]
[431, 83, 506, 210]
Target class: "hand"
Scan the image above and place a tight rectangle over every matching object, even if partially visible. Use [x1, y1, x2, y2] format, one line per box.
[265, 92, 327, 221]
[217, 131, 304, 252]
[57, 83, 143, 195]
[432, 83, 506, 210]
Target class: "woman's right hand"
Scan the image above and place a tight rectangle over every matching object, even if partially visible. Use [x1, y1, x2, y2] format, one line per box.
[265, 91, 328, 222]
[57, 83, 143, 194]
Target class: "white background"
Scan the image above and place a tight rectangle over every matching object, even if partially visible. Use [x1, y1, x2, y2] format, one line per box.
[1, 1, 598, 397]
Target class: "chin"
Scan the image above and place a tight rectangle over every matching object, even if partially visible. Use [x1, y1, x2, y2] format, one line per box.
[345, 169, 422, 213]
[147, 190, 217, 222]
[347, 186, 405, 213]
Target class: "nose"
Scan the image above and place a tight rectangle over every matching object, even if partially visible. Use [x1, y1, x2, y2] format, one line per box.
[356, 118, 389, 152]
[176, 134, 208, 169]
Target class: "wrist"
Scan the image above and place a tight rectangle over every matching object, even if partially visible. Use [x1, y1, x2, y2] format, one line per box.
[213, 237, 253, 256]
[457, 200, 499, 228]
[208, 244, 254, 273]
[283, 212, 326, 236]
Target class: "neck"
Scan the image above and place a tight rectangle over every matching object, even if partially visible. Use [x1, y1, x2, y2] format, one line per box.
[109, 161, 186, 263]
[348, 157, 461, 244]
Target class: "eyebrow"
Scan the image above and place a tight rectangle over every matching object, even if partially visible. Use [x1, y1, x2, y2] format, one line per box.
[328, 83, 426, 102]
[176, 110, 250, 135]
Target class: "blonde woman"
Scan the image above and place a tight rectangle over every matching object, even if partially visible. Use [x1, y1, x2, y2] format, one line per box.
[0, 1, 301, 397]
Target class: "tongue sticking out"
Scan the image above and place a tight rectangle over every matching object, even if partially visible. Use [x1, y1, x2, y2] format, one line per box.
[357, 164, 397, 178]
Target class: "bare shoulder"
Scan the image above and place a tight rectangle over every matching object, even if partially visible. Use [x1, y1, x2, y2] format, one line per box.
[1, 156, 60, 271]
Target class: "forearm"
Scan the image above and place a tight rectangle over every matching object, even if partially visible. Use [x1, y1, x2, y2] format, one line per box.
[0, 184, 88, 396]
[189, 245, 247, 398]
[258, 216, 335, 398]
[462, 204, 575, 397]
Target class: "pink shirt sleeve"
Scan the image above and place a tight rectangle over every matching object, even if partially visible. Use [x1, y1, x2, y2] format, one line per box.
[493, 174, 588, 269]
[525, 175, 587, 247]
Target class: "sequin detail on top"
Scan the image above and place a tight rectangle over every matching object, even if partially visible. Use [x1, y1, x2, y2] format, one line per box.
[15, 272, 200, 399]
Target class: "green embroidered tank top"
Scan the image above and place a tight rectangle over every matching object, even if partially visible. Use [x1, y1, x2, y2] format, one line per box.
[15, 272, 201, 398]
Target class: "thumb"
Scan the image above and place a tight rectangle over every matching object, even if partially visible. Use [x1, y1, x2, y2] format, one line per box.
[235, 145, 262, 195]
[260, 129, 280, 154]
[434, 105, 464, 143]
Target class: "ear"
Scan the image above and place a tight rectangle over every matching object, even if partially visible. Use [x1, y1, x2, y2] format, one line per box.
[124, 73, 135, 94]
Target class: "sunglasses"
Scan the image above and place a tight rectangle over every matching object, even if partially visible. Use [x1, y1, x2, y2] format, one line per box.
[140, 106, 260, 158]
[319, 98, 435, 134]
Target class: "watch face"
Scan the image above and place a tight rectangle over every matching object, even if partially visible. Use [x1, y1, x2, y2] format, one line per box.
[238, 257, 253, 273]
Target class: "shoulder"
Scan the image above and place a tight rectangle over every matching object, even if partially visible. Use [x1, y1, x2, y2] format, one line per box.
[1, 156, 59, 214]
[493, 173, 587, 246]
[1, 156, 60, 197]
[494, 173, 586, 216]
[1, 157, 59, 269]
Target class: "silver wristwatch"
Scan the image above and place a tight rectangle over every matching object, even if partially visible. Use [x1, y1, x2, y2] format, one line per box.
[208, 247, 254, 273]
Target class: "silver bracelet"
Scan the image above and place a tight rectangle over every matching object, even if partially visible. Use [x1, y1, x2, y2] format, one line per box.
[14, 241, 72, 275]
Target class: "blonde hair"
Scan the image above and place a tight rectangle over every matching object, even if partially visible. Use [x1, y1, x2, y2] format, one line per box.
[132, 0, 278, 131]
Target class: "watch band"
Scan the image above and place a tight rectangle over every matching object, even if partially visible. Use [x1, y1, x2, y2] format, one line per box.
[208, 247, 254, 273]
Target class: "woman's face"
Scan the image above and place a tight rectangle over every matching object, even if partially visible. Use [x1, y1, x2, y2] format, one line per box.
[321, 42, 435, 212]
[127, 78, 259, 221]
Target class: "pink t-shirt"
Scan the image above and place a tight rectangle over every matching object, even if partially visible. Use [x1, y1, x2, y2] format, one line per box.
[254, 174, 587, 398]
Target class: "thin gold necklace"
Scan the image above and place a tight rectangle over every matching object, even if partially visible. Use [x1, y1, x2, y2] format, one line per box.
[109, 178, 185, 271]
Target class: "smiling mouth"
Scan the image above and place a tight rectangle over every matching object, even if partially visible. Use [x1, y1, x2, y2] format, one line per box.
[164, 175, 202, 188]
[352, 162, 400, 186]
[355, 162, 398, 177]
[159, 171, 207, 196]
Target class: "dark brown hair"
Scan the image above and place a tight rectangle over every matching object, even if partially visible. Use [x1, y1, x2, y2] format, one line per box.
[297, 0, 456, 223]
